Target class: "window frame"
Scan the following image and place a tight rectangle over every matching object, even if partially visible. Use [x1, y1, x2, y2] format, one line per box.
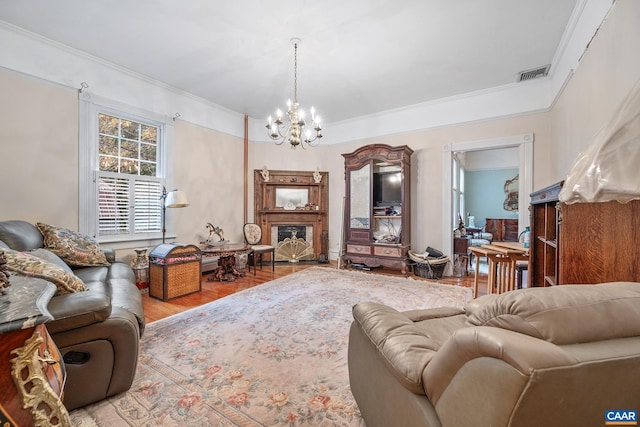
[79, 91, 175, 249]
[452, 156, 465, 229]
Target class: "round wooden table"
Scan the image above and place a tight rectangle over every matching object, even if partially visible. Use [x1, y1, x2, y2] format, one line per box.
[201, 243, 252, 282]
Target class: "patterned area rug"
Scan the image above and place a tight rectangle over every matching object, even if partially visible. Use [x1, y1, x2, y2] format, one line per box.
[70, 267, 471, 426]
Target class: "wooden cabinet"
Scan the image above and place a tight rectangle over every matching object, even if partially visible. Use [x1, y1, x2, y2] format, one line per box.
[529, 182, 562, 287]
[485, 218, 519, 241]
[529, 181, 640, 287]
[0, 277, 70, 426]
[559, 198, 640, 284]
[342, 144, 413, 273]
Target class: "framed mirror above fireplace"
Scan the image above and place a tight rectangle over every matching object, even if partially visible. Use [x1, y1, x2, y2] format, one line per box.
[275, 188, 309, 209]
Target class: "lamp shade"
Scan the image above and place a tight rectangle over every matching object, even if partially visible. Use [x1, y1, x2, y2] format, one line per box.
[165, 190, 189, 208]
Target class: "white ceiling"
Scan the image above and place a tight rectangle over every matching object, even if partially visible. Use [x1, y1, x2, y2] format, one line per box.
[0, 0, 579, 124]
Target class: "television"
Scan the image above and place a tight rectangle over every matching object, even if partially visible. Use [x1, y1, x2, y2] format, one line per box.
[373, 171, 402, 206]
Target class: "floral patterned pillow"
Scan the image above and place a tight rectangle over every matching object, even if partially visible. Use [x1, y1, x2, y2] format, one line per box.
[29, 248, 74, 273]
[36, 223, 109, 267]
[2, 248, 88, 295]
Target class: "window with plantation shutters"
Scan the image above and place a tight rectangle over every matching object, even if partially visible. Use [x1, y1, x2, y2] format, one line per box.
[96, 113, 163, 239]
[79, 92, 173, 246]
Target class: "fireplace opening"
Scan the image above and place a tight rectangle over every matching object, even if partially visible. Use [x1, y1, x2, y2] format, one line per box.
[274, 225, 315, 262]
[277, 225, 306, 242]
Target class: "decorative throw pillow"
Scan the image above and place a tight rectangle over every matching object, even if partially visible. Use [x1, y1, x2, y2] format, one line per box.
[1, 248, 88, 295]
[36, 223, 109, 267]
[29, 248, 73, 273]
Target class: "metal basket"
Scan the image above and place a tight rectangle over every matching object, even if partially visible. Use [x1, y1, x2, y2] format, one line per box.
[408, 250, 450, 279]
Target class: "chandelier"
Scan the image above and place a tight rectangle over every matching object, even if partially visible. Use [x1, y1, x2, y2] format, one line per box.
[266, 38, 322, 149]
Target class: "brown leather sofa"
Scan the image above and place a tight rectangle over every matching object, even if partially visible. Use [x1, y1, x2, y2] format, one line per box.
[349, 282, 640, 427]
[0, 220, 145, 410]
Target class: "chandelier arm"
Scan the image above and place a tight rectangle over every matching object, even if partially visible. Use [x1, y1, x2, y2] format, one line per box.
[277, 122, 292, 140]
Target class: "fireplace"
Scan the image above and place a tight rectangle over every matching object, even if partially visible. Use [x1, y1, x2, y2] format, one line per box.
[254, 169, 329, 262]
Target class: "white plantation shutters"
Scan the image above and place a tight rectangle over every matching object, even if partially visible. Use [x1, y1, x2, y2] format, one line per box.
[98, 175, 130, 235]
[133, 179, 163, 233]
[97, 175, 163, 236]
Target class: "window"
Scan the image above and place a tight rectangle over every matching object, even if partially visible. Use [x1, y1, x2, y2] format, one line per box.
[97, 113, 163, 236]
[79, 93, 174, 246]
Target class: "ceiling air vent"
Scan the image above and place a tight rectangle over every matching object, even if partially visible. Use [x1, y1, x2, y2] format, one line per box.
[518, 65, 550, 82]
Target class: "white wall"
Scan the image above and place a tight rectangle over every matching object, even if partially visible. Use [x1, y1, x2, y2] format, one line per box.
[462, 147, 519, 171]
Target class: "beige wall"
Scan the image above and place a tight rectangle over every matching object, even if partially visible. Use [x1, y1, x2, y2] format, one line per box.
[0, 70, 79, 229]
[172, 121, 245, 245]
[550, 0, 640, 183]
[1, 0, 637, 261]
[247, 0, 640, 257]
[249, 111, 551, 257]
[0, 71, 247, 259]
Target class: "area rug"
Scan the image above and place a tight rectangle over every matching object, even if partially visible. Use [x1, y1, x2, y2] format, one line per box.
[70, 267, 471, 427]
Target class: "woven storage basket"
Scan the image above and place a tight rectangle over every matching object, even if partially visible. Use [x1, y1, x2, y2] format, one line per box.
[408, 250, 450, 279]
[149, 243, 202, 301]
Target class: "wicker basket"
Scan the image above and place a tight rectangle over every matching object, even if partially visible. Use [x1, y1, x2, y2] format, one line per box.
[149, 243, 202, 301]
[408, 250, 450, 279]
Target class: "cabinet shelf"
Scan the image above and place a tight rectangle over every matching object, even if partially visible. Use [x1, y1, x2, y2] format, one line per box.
[529, 181, 562, 287]
[374, 215, 402, 219]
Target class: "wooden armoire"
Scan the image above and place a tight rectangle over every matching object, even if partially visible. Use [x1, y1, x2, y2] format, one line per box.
[342, 144, 413, 273]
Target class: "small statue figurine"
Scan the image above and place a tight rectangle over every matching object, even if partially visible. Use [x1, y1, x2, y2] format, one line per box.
[0, 250, 12, 295]
[261, 166, 270, 182]
[205, 223, 225, 243]
[313, 168, 323, 183]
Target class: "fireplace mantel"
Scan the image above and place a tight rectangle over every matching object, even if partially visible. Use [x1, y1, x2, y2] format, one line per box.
[254, 169, 329, 260]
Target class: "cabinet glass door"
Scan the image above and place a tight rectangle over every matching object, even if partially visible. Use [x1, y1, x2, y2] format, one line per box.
[349, 163, 371, 229]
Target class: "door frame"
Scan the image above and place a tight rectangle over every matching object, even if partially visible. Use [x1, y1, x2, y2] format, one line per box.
[441, 133, 533, 257]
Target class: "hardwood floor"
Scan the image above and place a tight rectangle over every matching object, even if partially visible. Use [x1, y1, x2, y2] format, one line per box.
[141, 261, 487, 324]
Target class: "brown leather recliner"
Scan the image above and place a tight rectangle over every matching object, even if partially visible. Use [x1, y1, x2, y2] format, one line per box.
[0, 220, 145, 410]
[349, 282, 640, 427]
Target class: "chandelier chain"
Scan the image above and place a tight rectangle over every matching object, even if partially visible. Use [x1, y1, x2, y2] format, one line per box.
[294, 42, 298, 103]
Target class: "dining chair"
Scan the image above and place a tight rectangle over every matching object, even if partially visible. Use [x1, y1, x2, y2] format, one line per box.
[243, 223, 275, 275]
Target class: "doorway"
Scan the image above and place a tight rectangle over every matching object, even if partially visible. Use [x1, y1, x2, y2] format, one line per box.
[441, 133, 533, 256]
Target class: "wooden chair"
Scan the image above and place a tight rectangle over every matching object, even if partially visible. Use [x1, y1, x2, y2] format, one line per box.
[243, 223, 275, 275]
